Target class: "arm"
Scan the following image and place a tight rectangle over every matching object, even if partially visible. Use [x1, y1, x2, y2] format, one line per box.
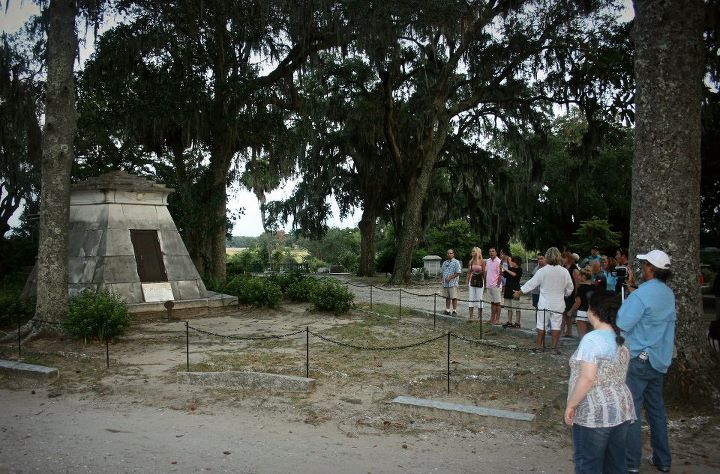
[467, 261, 473, 285]
[515, 269, 541, 298]
[564, 361, 598, 425]
[564, 273, 575, 297]
[616, 293, 645, 333]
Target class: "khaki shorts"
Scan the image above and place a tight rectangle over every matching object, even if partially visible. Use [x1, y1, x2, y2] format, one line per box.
[486, 287, 502, 304]
[442, 286, 458, 300]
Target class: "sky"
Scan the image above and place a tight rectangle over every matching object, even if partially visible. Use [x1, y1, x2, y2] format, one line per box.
[2, 1, 633, 237]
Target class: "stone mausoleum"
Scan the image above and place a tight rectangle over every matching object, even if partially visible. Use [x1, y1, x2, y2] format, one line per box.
[26, 171, 236, 312]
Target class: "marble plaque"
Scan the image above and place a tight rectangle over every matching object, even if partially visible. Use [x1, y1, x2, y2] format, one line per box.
[142, 282, 175, 302]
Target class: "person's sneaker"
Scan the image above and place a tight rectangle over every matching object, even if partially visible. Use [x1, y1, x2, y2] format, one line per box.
[444, 310, 450, 315]
[648, 456, 670, 472]
[452, 311, 458, 317]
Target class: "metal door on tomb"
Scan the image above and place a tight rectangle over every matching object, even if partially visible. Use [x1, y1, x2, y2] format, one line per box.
[130, 230, 168, 282]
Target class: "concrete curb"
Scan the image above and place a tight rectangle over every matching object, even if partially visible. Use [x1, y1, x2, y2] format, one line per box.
[390, 395, 535, 426]
[0, 360, 59, 381]
[177, 370, 314, 392]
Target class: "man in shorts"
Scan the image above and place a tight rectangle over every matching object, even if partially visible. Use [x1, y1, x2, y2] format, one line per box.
[484, 247, 503, 324]
[440, 249, 462, 316]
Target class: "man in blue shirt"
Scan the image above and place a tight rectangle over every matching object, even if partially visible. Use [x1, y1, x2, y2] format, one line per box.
[440, 249, 462, 317]
[617, 249, 676, 473]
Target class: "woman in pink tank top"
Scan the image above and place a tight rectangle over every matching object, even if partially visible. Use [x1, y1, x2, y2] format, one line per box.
[466, 247, 485, 321]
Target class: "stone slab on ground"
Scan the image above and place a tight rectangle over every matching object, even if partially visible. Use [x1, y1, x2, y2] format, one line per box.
[390, 395, 535, 425]
[177, 370, 315, 392]
[0, 359, 59, 380]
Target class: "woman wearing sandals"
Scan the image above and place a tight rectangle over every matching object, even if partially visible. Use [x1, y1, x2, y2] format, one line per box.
[564, 290, 635, 473]
[502, 256, 523, 328]
[466, 247, 485, 321]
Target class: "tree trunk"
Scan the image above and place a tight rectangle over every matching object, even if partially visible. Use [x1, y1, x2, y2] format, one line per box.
[34, 0, 77, 328]
[207, 148, 229, 282]
[358, 207, 377, 277]
[631, 0, 716, 399]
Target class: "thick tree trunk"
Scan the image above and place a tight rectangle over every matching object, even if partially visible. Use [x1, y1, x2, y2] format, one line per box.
[207, 148, 229, 282]
[631, 0, 716, 399]
[34, 0, 77, 327]
[358, 207, 377, 277]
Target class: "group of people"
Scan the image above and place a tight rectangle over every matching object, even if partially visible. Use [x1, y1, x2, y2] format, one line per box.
[439, 246, 523, 325]
[441, 245, 677, 473]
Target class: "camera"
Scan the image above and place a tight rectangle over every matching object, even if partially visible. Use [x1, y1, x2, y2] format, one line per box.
[615, 266, 627, 279]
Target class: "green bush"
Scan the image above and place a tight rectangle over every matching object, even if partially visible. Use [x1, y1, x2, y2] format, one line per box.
[309, 279, 354, 314]
[65, 289, 131, 343]
[266, 271, 306, 293]
[285, 277, 320, 302]
[225, 275, 283, 307]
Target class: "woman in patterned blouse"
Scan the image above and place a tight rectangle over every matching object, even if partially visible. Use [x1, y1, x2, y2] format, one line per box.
[564, 290, 636, 473]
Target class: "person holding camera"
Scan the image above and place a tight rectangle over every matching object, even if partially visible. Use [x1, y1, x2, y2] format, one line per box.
[617, 250, 675, 473]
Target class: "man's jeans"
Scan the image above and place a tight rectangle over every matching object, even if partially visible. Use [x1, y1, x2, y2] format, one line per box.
[625, 357, 672, 470]
[572, 422, 629, 473]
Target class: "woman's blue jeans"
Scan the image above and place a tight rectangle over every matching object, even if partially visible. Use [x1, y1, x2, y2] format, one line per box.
[625, 357, 672, 470]
[572, 421, 629, 473]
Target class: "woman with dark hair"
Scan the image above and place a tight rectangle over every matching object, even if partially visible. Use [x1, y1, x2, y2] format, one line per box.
[562, 250, 581, 337]
[502, 256, 523, 328]
[564, 291, 635, 473]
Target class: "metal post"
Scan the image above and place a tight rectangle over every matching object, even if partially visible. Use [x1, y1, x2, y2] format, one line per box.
[185, 321, 190, 371]
[306, 326, 309, 378]
[479, 310, 483, 340]
[543, 309, 547, 351]
[433, 294, 437, 330]
[105, 338, 110, 369]
[17, 317, 21, 359]
[447, 332, 451, 394]
[370, 285, 373, 310]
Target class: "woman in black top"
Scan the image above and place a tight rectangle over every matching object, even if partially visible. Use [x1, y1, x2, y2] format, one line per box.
[569, 268, 595, 338]
[502, 257, 523, 328]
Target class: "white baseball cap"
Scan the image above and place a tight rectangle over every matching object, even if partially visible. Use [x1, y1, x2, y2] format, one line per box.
[636, 249, 671, 269]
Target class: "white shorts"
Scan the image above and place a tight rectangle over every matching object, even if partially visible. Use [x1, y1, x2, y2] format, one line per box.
[536, 308, 563, 331]
[486, 287, 502, 304]
[468, 285, 484, 309]
[576, 310, 588, 322]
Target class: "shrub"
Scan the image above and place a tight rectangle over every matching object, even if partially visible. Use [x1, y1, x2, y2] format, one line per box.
[309, 279, 354, 314]
[285, 277, 320, 302]
[65, 289, 131, 343]
[225, 275, 283, 307]
[266, 271, 305, 293]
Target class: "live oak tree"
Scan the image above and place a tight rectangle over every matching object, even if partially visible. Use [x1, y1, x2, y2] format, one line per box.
[78, 0, 350, 281]
[630, 0, 717, 398]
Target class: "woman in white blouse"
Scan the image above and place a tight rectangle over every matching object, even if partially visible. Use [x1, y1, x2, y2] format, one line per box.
[564, 290, 635, 473]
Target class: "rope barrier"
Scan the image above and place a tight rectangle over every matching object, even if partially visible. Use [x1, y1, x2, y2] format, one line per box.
[308, 330, 446, 351]
[449, 332, 534, 352]
[187, 325, 306, 341]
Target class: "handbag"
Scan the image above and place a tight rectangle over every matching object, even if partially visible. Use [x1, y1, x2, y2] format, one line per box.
[470, 272, 484, 288]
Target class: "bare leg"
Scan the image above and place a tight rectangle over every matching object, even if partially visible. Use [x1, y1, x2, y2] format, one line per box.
[451, 298, 458, 311]
[515, 309, 521, 325]
[468, 307, 474, 320]
[576, 320, 589, 338]
[536, 330, 545, 351]
[551, 330, 561, 353]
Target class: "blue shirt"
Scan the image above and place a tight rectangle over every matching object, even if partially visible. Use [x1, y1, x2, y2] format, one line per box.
[574, 329, 618, 364]
[441, 258, 462, 288]
[616, 278, 676, 373]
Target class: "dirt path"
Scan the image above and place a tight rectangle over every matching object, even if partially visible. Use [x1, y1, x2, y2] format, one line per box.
[0, 388, 572, 473]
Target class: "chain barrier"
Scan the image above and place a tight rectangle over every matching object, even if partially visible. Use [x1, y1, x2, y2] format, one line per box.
[308, 330, 446, 351]
[187, 324, 306, 341]
[450, 332, 535, 352]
